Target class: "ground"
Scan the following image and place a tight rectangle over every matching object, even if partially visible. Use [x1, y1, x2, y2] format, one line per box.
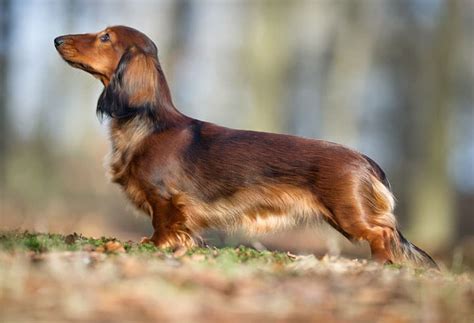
[0, 231, 472, 322]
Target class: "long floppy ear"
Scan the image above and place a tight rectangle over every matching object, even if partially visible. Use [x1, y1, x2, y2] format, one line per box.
[97, 46, 159, 120]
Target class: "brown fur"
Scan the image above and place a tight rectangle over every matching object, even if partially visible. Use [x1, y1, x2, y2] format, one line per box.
[55, 26, 438, 268]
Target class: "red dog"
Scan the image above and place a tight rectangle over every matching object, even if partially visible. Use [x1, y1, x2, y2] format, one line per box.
[55, 26, 437, 267]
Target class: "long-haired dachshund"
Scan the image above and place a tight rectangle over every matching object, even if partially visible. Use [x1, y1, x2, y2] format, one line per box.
[55, 26, 437, 268]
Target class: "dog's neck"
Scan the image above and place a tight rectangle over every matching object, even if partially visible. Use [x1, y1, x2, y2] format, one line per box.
[98, 57, 189, 132]
[152, 63, 193, 128]
[105, 61, 192, 183]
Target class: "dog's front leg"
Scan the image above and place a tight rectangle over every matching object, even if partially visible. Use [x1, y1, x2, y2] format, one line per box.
[140, 196, 195, 249]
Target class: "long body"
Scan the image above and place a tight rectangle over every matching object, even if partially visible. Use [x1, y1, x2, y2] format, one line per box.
[55, 25, 437, 268]
[111, 118, 389, 236]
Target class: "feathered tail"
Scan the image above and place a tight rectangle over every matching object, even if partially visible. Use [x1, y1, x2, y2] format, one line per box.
[391, 229, 439, 269]
[363, 157, 438, 270]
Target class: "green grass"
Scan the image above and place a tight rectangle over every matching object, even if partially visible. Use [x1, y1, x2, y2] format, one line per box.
[0, 230, 293, 265]
[0, 231, 117, 253]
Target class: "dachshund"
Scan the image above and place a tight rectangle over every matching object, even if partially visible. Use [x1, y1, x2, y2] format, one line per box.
[54, 26, 437, 268]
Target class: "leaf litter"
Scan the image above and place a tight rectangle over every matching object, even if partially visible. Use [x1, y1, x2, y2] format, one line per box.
[0, 231, 472, 322]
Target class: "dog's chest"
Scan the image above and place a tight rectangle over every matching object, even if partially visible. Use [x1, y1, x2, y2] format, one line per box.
[106, 119, 150, 181]
[106, 120, 187, 215]
[105, 120, 153, 211]
[108, 145, 157, 218]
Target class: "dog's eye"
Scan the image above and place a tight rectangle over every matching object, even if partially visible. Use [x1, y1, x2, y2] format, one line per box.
[99, 33, 110, 42]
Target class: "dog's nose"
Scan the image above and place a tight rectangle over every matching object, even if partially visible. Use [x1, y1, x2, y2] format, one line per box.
[54, 36, 65, 47]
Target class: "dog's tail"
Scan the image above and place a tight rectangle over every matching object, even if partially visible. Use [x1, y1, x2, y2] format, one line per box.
[390, 229, 439, 269]
[363, 155, 438, 269]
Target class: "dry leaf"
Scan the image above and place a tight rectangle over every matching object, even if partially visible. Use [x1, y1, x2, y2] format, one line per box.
[64, 233, 77, 245]
[104, 241, 126, 253]
[173, 246, 188, 258]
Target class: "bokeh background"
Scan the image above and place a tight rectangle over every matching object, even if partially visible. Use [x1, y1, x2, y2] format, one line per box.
[0, 0, 473, 267]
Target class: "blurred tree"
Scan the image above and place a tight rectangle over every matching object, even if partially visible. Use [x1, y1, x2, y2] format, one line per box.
[0, 0, 11, 190]
[169, 0, 192, 56]
[380, 0, 424, 231]
[245, 1, 292, 132]
[407, 0, 460, 250]
[321, 1, 380, 146]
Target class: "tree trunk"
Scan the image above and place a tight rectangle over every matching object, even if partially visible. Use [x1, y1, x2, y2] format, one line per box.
[321, 2, 380, 146]
[0, 0, 11, 190]
[245, 1, 292, 132]
[407, 0, 459, 250]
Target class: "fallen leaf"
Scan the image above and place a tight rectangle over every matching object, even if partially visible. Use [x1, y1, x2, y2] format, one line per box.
[104, 241, 126, 253]
[173, 246, 188, 258]
[64, 233, 77, 245]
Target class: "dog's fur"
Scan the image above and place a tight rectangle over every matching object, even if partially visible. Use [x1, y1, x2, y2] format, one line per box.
[55, 26, 437, 267]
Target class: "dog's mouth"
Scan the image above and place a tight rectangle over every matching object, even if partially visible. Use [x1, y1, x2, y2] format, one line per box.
[57, 49, 107, 83]
[65, 59, 93, 73]
[55, 36, 112, 85]
[66, 59, 105, 78]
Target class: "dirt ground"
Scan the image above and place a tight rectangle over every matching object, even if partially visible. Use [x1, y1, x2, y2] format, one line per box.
[0, 232, 472, 323]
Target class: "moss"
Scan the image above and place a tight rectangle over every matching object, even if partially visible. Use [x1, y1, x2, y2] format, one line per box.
[385, 263, 404, 270]
[0, 231, 115, 253]
[0, 231, 293, 266]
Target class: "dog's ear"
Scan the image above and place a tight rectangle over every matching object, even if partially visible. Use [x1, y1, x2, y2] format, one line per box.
[97, 46, 158, 120]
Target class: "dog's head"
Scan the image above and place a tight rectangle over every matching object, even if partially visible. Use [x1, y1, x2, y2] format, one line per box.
[55, 25, 157, 86]
[55, 26, 171, 120]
